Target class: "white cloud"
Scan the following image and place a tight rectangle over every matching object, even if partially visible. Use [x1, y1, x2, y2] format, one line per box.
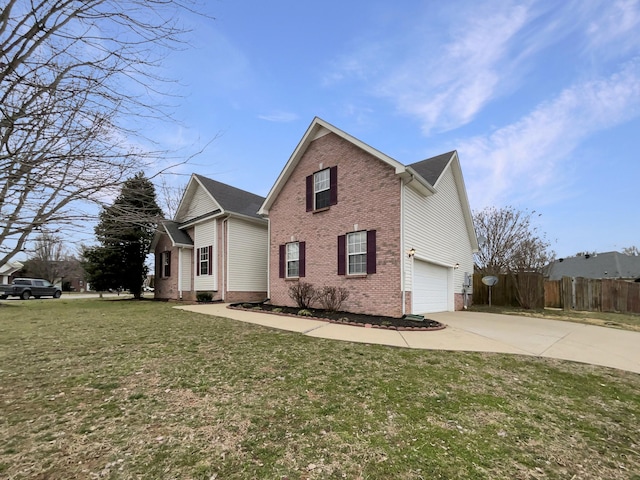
[586, 0, 640, 54]
[461, 57, 640, 208]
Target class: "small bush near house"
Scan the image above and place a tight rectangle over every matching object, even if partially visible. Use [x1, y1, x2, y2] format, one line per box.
[196, 292, 213, 303]
[316, 286, 350, 312]
[288, 282, 316, 309]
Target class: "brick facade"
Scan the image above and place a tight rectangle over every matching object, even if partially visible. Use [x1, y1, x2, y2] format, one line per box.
[268, 133, 403, 317]
[154, 233, 180, 300]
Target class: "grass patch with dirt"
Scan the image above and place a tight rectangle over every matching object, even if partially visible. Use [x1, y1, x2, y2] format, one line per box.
[1, 299, 639, 479]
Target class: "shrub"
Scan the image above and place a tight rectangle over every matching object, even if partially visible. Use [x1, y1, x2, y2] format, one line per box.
[196, 292, 213, 303]
[316, 286, 350, 312]
[297, 309, 313, 317]
[288, 282, 317, 309]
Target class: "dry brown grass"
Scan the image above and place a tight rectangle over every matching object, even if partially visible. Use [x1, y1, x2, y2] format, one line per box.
[1, 299, 639, 479]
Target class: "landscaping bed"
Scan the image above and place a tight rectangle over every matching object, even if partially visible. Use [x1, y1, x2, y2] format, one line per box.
[229, 302, 445, 330]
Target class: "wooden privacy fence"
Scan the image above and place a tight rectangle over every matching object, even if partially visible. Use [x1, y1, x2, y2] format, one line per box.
[472, 273, 544, 309]
[475, 274, 640, 314]
[545, 277, 640, 314]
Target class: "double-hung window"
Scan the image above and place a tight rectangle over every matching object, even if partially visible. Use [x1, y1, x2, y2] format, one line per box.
[279, 241, 305, 278]
[306, 166, 337, 211]
[314, 169, 331, 209]
[338, 230, 376, 276]
[286, 242, 299, 278]
[347, 231, 367, 275]
[199, 247, 209, 276]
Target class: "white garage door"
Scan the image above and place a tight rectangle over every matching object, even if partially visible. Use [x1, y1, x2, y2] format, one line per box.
[413, 261, 449, 313]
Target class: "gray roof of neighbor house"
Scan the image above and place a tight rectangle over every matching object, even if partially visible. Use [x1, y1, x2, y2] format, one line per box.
[194, 174, 265, 219]
[408, 151, 455, 186]
[545, 251, 640, 281]
[162, 220, 193, 246]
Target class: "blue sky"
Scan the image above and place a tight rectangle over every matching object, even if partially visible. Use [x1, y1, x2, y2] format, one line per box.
[152, 0, 639, 259]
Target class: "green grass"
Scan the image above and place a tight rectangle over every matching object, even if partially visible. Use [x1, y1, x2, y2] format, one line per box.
[469, 304, 640, 331]
[1, 299, 639, 479]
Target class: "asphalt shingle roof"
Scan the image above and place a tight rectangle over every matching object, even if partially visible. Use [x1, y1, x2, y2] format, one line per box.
[408, 151, 455, 186]
[162, 221, 193, 246]
[194, 174, 265, 219]
[546, 251, 640, 281]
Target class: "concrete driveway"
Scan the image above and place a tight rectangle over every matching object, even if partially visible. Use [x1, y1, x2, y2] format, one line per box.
[177, 304, 640, 374]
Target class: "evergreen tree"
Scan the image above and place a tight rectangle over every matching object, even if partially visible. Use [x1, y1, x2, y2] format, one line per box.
[83, 173, 162, 298]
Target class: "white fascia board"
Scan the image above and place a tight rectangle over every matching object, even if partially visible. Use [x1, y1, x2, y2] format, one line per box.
[448, 152, 479, 252]
[403, 167, 437, 196]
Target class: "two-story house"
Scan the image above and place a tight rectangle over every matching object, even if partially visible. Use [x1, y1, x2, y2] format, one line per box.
[258, 117, 478, 317]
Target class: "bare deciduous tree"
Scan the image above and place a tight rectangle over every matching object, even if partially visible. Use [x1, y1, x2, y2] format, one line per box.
[474, 206, 555, 275]
[474, 206, 555, 309]
[0, 0, 204, 268]
[22, 231, 79, 283]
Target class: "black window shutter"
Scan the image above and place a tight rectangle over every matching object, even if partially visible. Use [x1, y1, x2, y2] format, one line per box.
[337, 235, 346, 275]
[329, 166, 338, 206]
[299, 241, 306, 277]
[367, 230, 377, 274]
[166, 251, 171, 277]
[196, 248, 200, 276]
[156, 254, 162, 278]
[279, 244, 285, 278]
[306, 175, 313, 211]
[208, 245, 213, 275]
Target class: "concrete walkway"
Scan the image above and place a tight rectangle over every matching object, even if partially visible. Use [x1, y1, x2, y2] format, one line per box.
[176, 304, 640, 374]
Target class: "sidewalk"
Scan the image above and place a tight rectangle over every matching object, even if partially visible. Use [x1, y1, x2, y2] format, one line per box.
[176, 303, 640, 374]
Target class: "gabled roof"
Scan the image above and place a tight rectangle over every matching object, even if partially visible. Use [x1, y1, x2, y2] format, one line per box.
[257, 117, 478, 251]
[162, 221, 194, 247]
[193, 174, 265, 220]
[258, 117, 436, 215]
[408, 151, 456, 186]
[175, 174, 266, 224]
[546, 251, 640, 281]
[0, 260, 23, 276]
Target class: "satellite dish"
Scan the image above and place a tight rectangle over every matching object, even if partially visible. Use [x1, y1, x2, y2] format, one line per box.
[482, 275, 499, 306]
[482, 276, 499, 287]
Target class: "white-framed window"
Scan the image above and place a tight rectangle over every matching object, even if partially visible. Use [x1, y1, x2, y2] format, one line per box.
[314, 168, 331, 209]
[200, 247, 209, 275]
[347, 231, 367, 275]
[286, 242, 299, 278]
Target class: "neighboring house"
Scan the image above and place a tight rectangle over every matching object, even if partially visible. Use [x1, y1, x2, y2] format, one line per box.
[545, 252, 640, 281]
[0, 260, 24, 284]
[152, 174, 268, 302]
[258, 117, 479, 317]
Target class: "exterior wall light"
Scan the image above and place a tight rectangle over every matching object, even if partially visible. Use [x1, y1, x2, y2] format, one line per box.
[454, 263, 460, 269]
[408, 248, 416, 258]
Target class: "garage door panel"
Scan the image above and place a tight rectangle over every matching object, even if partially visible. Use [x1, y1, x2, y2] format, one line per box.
[413, 261, 448, 313]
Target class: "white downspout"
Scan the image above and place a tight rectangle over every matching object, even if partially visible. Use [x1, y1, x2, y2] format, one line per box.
[222, 218, 227, 302]
[178, 247, 183, 300]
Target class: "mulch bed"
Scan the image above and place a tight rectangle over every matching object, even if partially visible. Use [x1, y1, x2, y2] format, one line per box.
[229, 302, 445, 331]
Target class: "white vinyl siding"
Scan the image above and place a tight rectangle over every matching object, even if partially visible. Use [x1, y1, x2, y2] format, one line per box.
[180, 249, 192, 291]
[194, 220, 217, 291]
[227, 218, 268, 292]
[179, 184, 221, 223]
[403, 165, 474, 306]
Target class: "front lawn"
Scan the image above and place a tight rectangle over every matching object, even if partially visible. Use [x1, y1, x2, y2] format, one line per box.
[1, 299, 639, 479]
